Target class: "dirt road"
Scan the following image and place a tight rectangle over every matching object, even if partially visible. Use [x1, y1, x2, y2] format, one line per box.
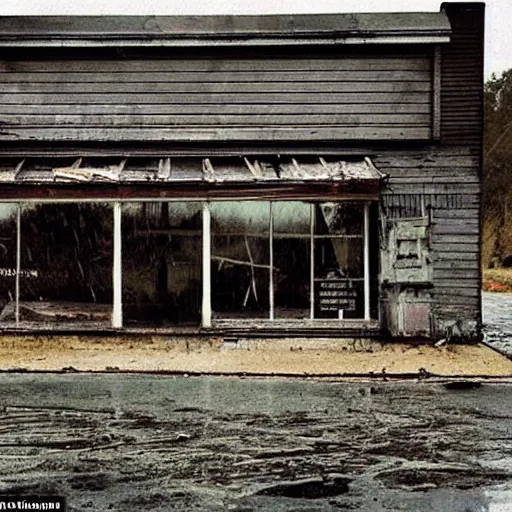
[0, 374, 511, 511]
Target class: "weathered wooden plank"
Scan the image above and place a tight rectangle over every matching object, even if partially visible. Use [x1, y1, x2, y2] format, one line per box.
[0, 113, 431, 126]
[0, 92, 431, 105]
[435, 251, 479, 261]
[434, 268, 480, 283]
[0, 70, 432, 83]
[388, 176, 479, 184]
[434, 260, 479, 269]
[383, 184, 479, 195]
[434, 218, 479, 226]
[442, 112, 483, 121]
[432, 225, 479, 235]
[434, 298, 480, 308]
[434, 287, 480, 297]
[432, 234, 480, 244]
[432, 210, 480, 219]
[374, 155, 479, 167]
[434, 295, 480, 306]
[380, 195, 480, 209]
[0, 81, 433, 94]
[0, 126, 432, 141]
[431, 243, 479, 252]
[0, 58, 431, 73]
[0, 145, 478, 159]
[0, 183, 380, 201]
[0, 103, 432, 116]
[433, 279, 478, 288]
[382, 167, 478, 177]
[433, 308, 480, 319]
[375, 147, 477, 158]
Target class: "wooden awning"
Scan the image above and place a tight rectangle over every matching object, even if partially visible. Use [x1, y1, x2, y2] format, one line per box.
[0, 156, 386, 201]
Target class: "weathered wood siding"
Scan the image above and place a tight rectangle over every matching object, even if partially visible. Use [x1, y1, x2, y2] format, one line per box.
[377, 145, 480, 337]
[375, 4, 484, 338]
[440, 3, 484, 149]
[0, 54, 433, 142]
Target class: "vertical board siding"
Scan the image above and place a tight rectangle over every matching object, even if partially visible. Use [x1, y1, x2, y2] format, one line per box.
[440, 4, 484, 149]
[0, 55, 433, 142]
[438, 4, 484, 335]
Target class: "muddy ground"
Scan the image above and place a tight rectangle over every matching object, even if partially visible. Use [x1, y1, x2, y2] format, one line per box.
[0, 374, 511, 511]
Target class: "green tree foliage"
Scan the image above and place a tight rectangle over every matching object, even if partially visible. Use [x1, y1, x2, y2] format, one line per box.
[483, 69, 512, 266]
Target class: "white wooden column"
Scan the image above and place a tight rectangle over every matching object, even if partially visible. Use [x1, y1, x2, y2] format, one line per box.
[112, 202, 123, 328]
[269, 202, 274, 321]
[202, 202, 212, 328]
[310, 203, 315, 320]
[363, 201, 371, 321]
[15, 204, 21, 328]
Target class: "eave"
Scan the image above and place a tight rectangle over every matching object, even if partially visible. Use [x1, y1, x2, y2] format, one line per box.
[0, 13, 452, 47]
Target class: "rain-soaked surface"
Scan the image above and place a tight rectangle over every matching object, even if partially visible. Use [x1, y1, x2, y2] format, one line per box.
[483, 291, 512, 357]
[0, 373, 511, 511]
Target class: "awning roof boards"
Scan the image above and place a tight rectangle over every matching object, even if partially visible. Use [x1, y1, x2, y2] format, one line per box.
[0, 12, 452, 47]
[0, 156, 384, 186]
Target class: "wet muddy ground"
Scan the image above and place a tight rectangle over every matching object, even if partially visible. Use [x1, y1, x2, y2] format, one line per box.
[483, 291, 512, 357]
[0, 374, 511, 511]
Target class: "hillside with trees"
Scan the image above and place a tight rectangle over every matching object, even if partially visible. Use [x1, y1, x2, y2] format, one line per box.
[483, 68, 512, 269]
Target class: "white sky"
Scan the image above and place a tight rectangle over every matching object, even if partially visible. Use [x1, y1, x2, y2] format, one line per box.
[0, 0, 509, 79]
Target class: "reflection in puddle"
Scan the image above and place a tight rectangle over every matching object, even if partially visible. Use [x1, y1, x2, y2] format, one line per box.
[483, 291, 512, 356]
[486, 487, 512, 512]
[381, 486, 512, 512]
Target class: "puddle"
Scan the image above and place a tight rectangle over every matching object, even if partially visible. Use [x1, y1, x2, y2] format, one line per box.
[486, 487, 512, 512]
[478, 457, 512, 472]
[483, 292, 512, 356]
[373, 486, 512, 512]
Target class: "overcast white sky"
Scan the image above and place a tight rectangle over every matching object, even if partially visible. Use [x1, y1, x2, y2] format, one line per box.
[0, 0, 509, 79]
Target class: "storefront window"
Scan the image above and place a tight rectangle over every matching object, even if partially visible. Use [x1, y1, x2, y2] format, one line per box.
[0, 198, 374, 330]
[314, 203, 364, 319]
[19, 203, 113, 328]
[122, 202, 202, 326]
[0, 204, 19, 328]
[211, 201, 270, 319]
[272, 202, 311, 319]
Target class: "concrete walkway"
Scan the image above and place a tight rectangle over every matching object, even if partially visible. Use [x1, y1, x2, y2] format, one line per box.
[1, 335, 511, 377]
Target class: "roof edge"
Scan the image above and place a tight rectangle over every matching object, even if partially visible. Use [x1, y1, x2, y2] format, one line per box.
[0, 12, 452, 47]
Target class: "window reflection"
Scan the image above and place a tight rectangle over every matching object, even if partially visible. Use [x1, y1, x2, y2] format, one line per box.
[122, 202, 202, 326]
[18, 203, 113, 328]
[211, 202, 270, 319]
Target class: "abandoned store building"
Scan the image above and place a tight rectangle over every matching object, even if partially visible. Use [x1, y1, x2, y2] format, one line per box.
[0, 3, 483, 340]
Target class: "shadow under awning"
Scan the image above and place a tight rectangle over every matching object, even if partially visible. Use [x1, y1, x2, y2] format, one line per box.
[0, 155, 386, 201]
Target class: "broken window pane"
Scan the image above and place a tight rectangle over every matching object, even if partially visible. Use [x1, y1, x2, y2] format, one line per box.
[19, 203, 113, 329]
[315, 202, 364, 236]
[272, 202, 311, 319]
[314, 203, 364, 319]
[211, 202, 270, 319]
[122, 202, 202, 327]
[0, 204, 18, 327]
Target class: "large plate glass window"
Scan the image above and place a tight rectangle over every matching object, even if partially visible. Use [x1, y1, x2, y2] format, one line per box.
[272, 201, 311, 319]
[122, 202, 202, 327]
[0, 204, 19, 328]
[19, 203, 113, 329]
[313, 202, 364, 319]
[211, 201, 270, 319]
